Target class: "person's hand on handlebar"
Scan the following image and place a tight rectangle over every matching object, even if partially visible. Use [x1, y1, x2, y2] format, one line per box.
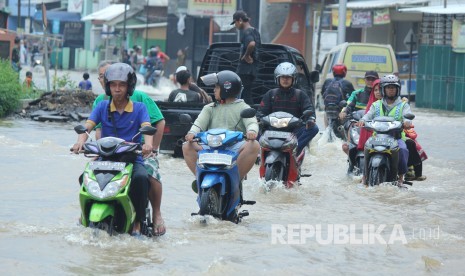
[356, 120, 365, 128]
[403, 120, 412, 129]
[72, 142, 84, 154]
[306, 117, 316, 129]
[246, 131, 257, 140]
[185, 132, 196, 142]
[142, 143, 153, 157]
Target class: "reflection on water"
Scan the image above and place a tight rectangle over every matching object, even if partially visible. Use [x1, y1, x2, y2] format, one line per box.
[0, 109, 464, 274]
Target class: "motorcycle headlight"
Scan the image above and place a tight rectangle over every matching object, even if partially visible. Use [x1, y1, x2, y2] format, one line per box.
[207, 134, 226, 147]
[84, 174, 129, 199]
[270, 116, 291, 128]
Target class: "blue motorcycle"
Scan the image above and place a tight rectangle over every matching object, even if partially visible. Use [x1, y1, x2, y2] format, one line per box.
[180, 108, 256, 223]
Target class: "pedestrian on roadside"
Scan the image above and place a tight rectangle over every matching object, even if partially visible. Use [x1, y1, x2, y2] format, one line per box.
[231, 10, 261, 105]
[78, 73, 93, 91]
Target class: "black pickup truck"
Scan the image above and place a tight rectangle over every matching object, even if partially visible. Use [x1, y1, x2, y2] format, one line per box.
[157, 42, 319, 156]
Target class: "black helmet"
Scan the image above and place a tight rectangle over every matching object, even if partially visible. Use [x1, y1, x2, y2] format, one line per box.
[201, 70, 242, 100]
[104, 63, 137, 96]
[14, 37, 21, 44]
[380, 74, 400, 98]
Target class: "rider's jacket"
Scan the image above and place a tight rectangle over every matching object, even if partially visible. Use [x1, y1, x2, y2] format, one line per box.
[362, 97, 412, 140]
[258, 87, 315, 120]
[346, 86, 371, 112]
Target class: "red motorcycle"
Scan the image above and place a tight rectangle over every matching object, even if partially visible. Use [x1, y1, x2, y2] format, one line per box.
[258, 111, 312, 188]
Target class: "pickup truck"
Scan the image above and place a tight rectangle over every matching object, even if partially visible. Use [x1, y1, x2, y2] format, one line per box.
[157, 42, 319, 157]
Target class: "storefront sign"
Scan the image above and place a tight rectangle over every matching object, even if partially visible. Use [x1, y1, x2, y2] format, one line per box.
[332, 9, 352, 27]
[452, 19, 465, 53]
[63, 22, 84, 48]
[373, 8, 390, 25]
[351, 10, 372, 28]
[187, 0, 236, 16]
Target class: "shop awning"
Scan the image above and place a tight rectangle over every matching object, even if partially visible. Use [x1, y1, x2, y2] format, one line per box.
[328, 0, 429, 10]
[147, 0, 168, 6]
[33, 11, 81, 22]
[399, 4, 465, 14]
[81, 4, 128, 22]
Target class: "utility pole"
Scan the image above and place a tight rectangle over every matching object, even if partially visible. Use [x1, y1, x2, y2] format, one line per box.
[122, 0, 129, 61]
[28, 0, 31, 33]
[17, 0, 21, 30]
[145, 0, 149, 52]
[315, 0, 326, 69]
[337, 0, 347, 44]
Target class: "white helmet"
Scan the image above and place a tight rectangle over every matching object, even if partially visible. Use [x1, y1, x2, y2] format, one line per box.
[274, 62, 297, 87]
[380, 74, 401, 98]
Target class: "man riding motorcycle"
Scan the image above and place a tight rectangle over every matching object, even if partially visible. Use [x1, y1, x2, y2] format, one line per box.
[357, 74, 412, 186]
[258, 62, 318, 155]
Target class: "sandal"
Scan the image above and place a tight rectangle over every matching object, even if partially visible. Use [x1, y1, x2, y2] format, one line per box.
[153, 220, 166, 236]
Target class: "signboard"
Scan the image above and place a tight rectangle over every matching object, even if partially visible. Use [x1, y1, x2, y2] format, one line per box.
[452, 19, 465, 53]
[351, 10, 372, 28]
[373, 8, 390, 25]
[68, 0, 83, 13]
[332, 9, 352, 27]
[63, 22, 84, 48]
[187, 0, 236, 16]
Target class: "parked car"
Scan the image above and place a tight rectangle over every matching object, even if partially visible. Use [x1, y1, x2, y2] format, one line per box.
[157, 42, 319, 156]
[315, 42, 399, 110]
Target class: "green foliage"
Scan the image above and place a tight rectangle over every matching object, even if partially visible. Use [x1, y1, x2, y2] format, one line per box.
[0, 59, 22, 117]
[53, 73, 77, 90]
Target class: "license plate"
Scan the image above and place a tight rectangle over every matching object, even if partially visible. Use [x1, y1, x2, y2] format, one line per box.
[88, 161, 126, 171]
[265, 131, 291, 139]
[199, 153, 233, 165]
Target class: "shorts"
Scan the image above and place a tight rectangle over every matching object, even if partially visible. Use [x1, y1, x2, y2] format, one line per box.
[144, 156, 162, 183]
[201, 140, 245, 152]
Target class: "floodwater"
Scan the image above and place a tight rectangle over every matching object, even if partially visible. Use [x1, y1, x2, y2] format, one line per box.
[1, 106, 464, 274]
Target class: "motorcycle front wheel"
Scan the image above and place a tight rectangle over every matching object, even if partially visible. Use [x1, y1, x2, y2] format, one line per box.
[199, 187, 221, 217]
[265, 162, 284, 182]
[89, 216, 114, 236]
[368, 166, 387, 186]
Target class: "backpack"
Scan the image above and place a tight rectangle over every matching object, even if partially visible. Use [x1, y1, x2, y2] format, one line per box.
[323, 78, 344, 107]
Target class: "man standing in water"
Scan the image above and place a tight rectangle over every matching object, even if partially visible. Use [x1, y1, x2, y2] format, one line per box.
[231, 10, 261, 105]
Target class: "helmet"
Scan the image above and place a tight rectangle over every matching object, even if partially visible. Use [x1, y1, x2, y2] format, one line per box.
[104, 63, 137, 96]
[332, 63, 347, 77]
[201, 70, 242, 100]
[14, 37, 21, 44]
[274, 62, 297, 86]
[380, 74, 400, 98]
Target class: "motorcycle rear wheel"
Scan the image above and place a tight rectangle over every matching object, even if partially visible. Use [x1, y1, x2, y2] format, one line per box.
[199, 188, 221, 217]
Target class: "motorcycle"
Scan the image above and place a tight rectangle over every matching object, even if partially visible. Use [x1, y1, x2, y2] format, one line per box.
[344, 109, 366, 176]
[325, 101, 346, 142]
[179, 108, 257, 223]
[73, 125, 156, 236]
[363, 114, 415, 187]
[32, 53, 43, 67]
[258, 111, 313, 188]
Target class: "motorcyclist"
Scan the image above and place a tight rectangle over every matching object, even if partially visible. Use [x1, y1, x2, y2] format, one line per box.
[258, 62, 318, 155]
[182, 70, 260, 181]
[340, 70, 379, 120]
[92, 60, 167, 236]
[72, 63, 153, 236]
[357, 74, 412, 186]
[321, 63, 355, 101]
[144, 48, 163, 85]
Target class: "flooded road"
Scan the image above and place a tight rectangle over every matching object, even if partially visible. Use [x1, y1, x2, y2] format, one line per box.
[0, 108, 464, 274]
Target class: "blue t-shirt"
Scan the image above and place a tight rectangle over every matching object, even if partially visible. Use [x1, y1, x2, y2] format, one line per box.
[87, 100, 151, 163]
[79, 80, 92, 90]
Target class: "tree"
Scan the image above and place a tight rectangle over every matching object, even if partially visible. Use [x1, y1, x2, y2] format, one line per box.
[0, 59, 22, 117]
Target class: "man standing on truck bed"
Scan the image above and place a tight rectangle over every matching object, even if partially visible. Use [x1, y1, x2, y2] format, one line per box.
[231, 10, 261, 105]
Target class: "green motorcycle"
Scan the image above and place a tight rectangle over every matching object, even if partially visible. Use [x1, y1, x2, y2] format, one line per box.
[74, 125, 156, 236]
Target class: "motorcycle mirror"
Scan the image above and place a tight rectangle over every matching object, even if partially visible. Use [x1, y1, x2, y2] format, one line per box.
[339, 100, 347, 108]
[240, 108, 256, 119]
[310, 70, 320, 83]
[404, 113, 415, 120]
[139, 125, 157, 136]
[74, 125, 87, 134]
[179, 113, 193, 124]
